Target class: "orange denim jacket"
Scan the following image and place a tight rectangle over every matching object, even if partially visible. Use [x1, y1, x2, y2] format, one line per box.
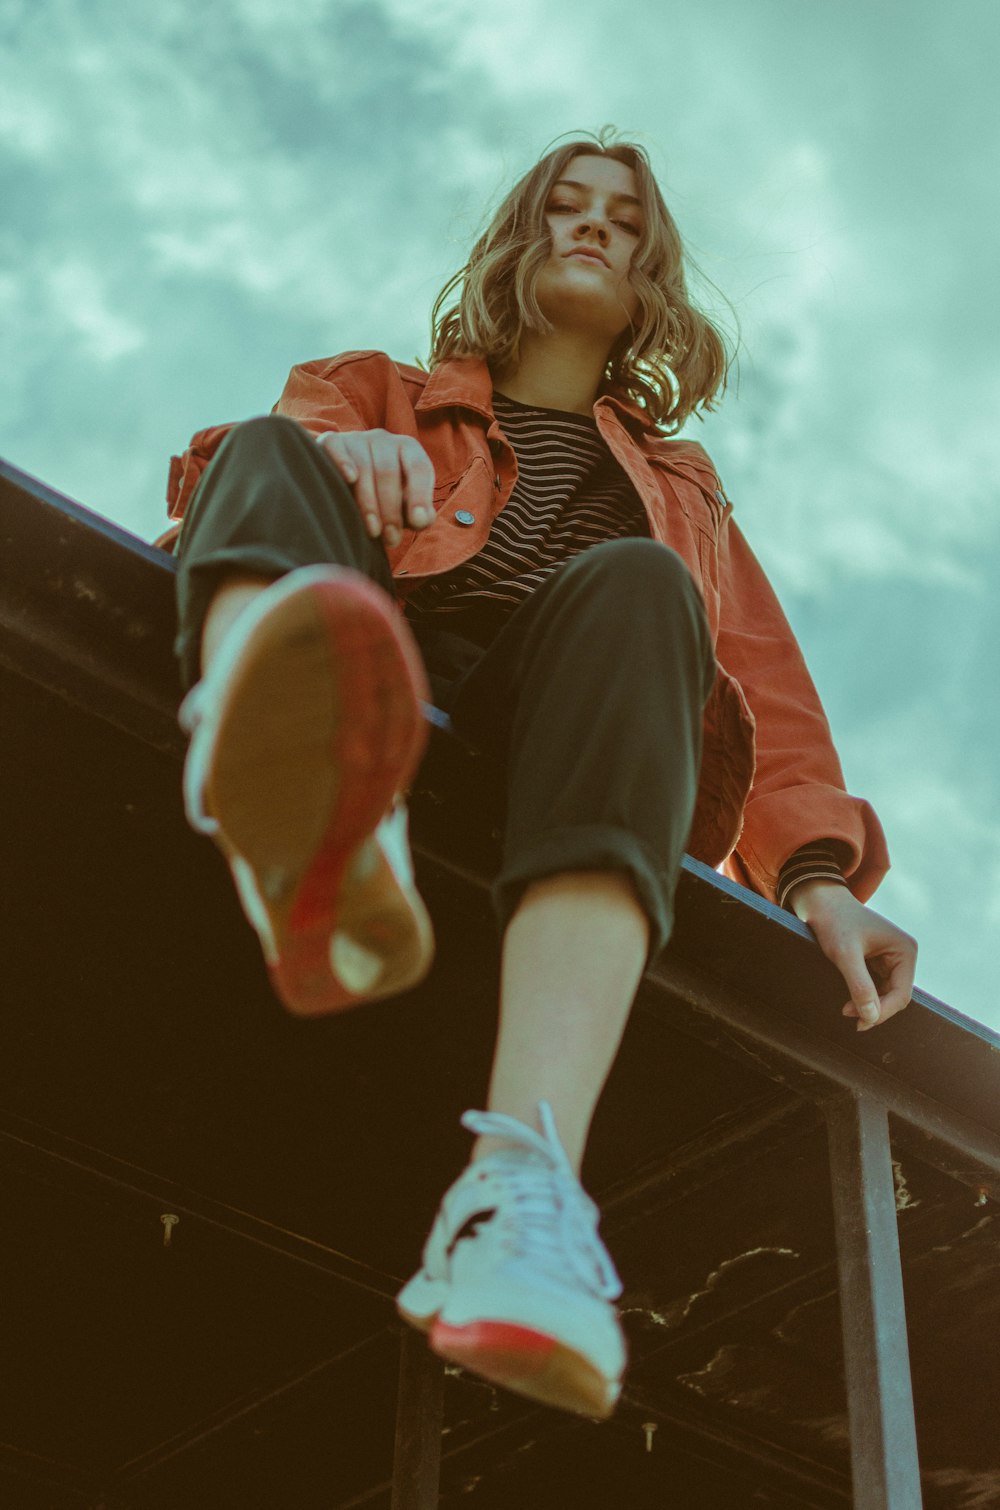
[165, 350, 889, 904]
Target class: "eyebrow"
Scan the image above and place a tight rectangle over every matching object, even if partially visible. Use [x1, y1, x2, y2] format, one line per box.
[552, 179, 643, 210]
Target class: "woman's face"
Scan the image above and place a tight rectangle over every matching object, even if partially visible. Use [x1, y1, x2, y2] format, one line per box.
[536, 154, 644, 345]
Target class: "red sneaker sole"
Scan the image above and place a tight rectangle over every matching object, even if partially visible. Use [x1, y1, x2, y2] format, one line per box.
[429, 1318, 619, 1419]
[284, 575, 428, 929]
[206, 569, 431, 1015]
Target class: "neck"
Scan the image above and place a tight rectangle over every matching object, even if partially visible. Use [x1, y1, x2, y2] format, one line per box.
[493, 329, 613, 415]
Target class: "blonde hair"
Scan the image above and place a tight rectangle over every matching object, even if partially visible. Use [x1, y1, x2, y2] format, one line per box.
[428, 128, 733, 434]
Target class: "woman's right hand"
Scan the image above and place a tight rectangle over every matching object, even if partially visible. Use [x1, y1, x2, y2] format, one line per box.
[315, 429, 436, 549]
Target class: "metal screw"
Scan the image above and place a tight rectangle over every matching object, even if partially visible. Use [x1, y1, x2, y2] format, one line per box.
[160, 1213, 180, 1247]
[641, 1421, 657, 1453]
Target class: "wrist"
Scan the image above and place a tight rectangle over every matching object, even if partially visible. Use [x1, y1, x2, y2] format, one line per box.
[788, 875, 850, 923]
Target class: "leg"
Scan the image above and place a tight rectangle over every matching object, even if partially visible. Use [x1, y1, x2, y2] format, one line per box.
[453, 539, 716, 1169]
[396, 541, 716, 1417]
[201, 574, 274, 674]
[473, 870, 647, 1177]
[174, 413, 398, 689]
[174, 415, 433, 1015]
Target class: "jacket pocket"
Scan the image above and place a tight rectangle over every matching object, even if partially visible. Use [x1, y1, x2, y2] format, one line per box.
[430, 455, 491, 512]
[391, 457, 493, 577]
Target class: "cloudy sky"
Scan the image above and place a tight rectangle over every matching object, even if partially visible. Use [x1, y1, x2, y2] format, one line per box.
[3, 0, 998, 1028]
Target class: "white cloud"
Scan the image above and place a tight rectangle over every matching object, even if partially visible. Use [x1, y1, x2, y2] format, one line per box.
[47, 260, 146, 363]
[835, 700, 1000, 1026]
[375, 0, 594, 97]
[0, 85, 65, 157]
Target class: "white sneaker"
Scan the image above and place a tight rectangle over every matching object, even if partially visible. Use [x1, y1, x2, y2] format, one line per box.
[396, 1102, 626, 1419]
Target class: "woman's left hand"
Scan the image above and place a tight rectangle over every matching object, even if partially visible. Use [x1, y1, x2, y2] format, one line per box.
[787, 879, 917, 1032]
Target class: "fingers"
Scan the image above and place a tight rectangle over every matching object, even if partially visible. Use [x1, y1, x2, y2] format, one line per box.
[854, 961, 915, 1033]
[369, 433, 409, 545]
[340, 433, 402, 542]
[317, 430, 435, 546]
[399, 441, 436, 529]
[804, 889, 917, 1036]
[834, 947, 883, 1030]
[839, 946, 916, 1033]
[315, 434, 376, 533]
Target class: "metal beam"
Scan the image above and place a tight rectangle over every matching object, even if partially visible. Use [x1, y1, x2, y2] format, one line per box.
[825, 1092, 923, 1509]
[391, 1327, 444, 1510]
[640, 958, 1000, 1196]
[0, 1111, 401, 1300]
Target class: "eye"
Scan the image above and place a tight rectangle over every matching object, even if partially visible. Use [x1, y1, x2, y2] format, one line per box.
[549, 202, 639, 235]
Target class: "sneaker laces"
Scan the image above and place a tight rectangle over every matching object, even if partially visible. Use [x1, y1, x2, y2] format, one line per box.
[459, 1101, 622, 1301]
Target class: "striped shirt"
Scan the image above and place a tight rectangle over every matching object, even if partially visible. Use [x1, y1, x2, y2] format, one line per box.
[402, 390, 846, 908]
[402, 391, 648, 643]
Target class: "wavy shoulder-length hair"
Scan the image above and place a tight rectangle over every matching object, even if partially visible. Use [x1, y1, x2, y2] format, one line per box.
[427, 128, 734, 434]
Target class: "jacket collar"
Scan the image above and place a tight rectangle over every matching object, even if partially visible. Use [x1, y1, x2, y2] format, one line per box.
[415, 356, 657, 436]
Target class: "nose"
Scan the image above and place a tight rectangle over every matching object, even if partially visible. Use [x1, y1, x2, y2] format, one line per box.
[575, 217, 610, 245]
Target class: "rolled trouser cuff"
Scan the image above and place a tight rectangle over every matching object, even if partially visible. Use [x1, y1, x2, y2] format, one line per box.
[491, 823, 677, 970]
[174, 544, 333, 690]
[172, 415, 395, 691]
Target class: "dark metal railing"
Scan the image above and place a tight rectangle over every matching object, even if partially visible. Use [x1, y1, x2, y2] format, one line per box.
[5, 455, 1000, 1510]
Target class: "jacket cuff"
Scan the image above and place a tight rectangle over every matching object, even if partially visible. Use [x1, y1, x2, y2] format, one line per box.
[776, 842, 848, 910]
[729, 786, 890, 905]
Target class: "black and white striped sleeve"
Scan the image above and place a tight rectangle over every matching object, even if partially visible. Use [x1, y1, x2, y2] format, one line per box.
[776, 842, 849, 911]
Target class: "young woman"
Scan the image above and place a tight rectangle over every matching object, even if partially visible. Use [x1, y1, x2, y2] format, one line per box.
[166, 131, 917, 1421]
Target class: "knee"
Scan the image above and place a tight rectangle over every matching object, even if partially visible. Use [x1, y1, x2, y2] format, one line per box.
[567, 537, 700, 605]
[217, 413, 315, 464]
[554, 540, 712, 666]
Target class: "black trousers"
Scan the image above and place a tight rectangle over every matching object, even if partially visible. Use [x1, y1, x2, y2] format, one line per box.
[174, 415, 716, 966]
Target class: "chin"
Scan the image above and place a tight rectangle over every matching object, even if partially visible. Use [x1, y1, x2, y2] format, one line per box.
[538, 287, 617, 334]
[539, 270, 635, 332]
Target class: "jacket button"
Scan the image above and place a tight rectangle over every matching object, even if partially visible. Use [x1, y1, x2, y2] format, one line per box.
[455, 509, 475, 526]
[494, 473, 501, 489]
[716, 489, 727, 507]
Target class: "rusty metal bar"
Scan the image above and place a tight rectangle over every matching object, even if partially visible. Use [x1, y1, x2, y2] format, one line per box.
[0, 1111, 401, 1301]
[391, 1327, 444, 1510]
[825, 1091, 922, 1509]
[640, 956, 1000, 1198]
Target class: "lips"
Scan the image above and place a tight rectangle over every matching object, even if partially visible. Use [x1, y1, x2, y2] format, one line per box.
[565, 248, 609, 267]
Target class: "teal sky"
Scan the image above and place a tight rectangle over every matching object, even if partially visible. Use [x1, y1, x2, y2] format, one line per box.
[3, 0, 998, 1027]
